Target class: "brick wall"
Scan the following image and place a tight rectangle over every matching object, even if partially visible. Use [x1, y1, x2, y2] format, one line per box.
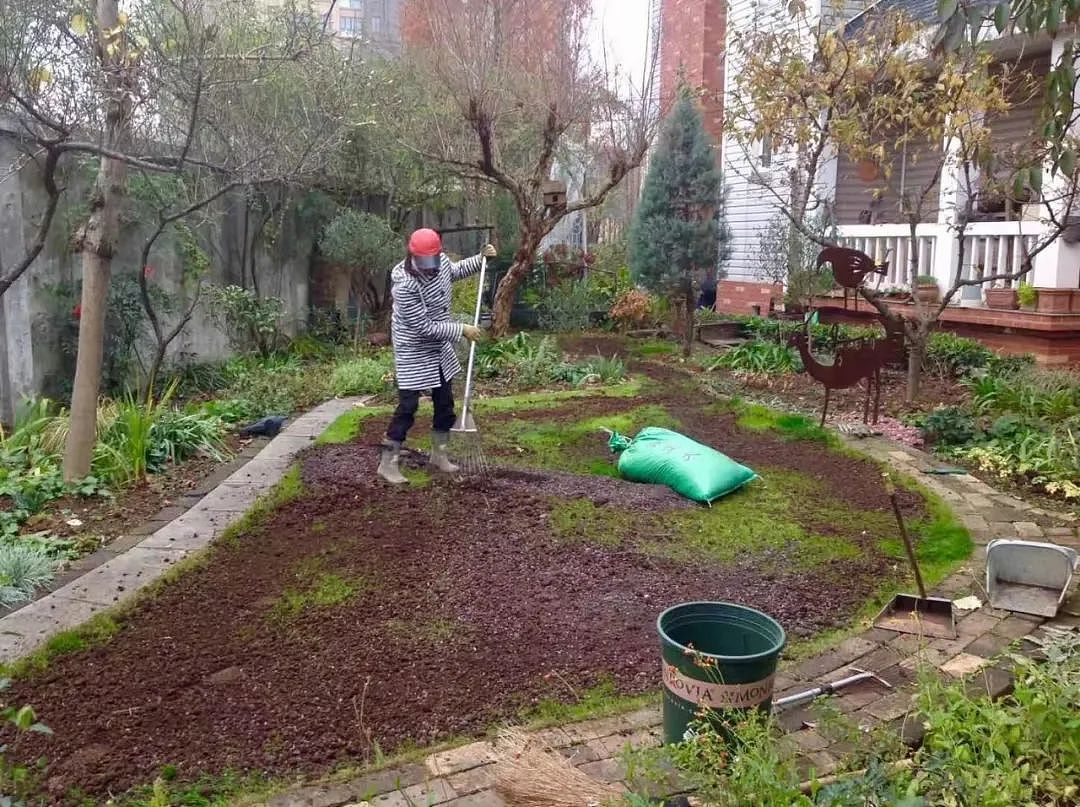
[715, 280, 783, 316]
[659, 0, 725, 149]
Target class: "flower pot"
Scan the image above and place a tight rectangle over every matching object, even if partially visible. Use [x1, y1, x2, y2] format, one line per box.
[915, 283, 940, 304]
[1035, 288, 1074, 314]
[984, 287, 1019, 310]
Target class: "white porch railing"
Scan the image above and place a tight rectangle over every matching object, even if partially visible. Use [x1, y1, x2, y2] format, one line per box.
[837, 221, 1042, 292]
[838, 224, 942, 287]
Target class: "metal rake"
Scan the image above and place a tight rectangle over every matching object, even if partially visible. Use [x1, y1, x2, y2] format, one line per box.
[450, 251, 490, 474]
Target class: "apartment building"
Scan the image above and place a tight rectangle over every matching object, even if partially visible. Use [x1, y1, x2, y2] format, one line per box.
[316, 0, 403, 56]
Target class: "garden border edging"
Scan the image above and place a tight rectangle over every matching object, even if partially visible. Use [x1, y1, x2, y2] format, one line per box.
[0, 398, 359, 664]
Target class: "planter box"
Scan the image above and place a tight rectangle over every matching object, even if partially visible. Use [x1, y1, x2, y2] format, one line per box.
[1035, 288, 1076, 313]
[985, 287, 1019, 310]
[696, 321, 745, 342]
[915, 284, 940, 304]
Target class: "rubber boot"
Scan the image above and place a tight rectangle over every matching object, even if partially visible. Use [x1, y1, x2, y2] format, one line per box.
[429, 431, 459, 473]
[377, 440, 408, 485]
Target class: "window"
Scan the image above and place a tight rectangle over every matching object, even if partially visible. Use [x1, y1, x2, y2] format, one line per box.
[342, 0, 363, 9]
[339, 14, 361, 35]
[370, 16, 382, 34]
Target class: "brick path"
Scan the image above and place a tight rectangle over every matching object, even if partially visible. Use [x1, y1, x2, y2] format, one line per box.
[262, 435, 1079, 807]
[0, 398, 358, 664]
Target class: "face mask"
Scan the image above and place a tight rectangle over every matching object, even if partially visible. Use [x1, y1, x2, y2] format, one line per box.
[409, 255, 440, 280]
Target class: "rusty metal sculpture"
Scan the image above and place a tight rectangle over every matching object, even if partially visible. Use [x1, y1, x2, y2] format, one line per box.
[817, 245, 888, 310]
[789, 247, 906, 426]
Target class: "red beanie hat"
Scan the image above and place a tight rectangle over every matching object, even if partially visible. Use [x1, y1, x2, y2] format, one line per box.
[408, 228, 442, 269]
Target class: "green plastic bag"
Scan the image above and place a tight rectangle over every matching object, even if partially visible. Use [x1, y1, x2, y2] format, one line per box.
[608, 427, 758, 503]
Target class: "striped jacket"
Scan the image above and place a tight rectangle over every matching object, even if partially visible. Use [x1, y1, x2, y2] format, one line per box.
[389, 252, 484, 391]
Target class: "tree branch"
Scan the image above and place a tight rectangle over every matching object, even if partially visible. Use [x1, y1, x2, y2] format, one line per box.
[0, 145, 62, 299]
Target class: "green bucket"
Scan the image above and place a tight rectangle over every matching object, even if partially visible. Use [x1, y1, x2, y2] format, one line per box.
[657, 601, 786, 745]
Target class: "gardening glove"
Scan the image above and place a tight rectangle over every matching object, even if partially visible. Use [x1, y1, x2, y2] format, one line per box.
[482, 243, 497, 259]
[462, 324, 486, 342]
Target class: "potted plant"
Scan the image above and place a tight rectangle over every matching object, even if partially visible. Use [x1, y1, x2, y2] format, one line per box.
[915, 275, 939, 304]
[881, 286, 912, 302]
[985, 285, 1019, 310]
[1017, 282, 1037, 311]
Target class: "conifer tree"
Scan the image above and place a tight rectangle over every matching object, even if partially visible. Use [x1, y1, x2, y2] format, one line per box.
[630, 87, 728, 355]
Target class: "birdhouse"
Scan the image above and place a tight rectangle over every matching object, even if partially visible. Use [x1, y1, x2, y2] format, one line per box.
[542, 180, 567, 209]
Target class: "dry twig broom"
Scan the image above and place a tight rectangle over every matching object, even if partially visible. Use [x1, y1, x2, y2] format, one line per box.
[492, 727, 624, 807]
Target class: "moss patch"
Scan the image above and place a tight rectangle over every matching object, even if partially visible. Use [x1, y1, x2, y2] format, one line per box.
[220, 464, 305, 547]
[483, 403, 678, 474]
[878, 489, 973, 585]
[1, 613, 122, 679]
[734, 404, 834, 444]
[542, 458, 962, 582]
[549, 498, 637, 546]
[471, 379, 643, 414]
[266, 551, 368, 625]
[631, 339, 678, 358]
[525, 676, 655, 726]
[402, 467, 432, 487]
[268, 571, 365, 624]
[316, 405, 393, 445]
[639, 469, 873, 569]
[384, 615, 460, 644]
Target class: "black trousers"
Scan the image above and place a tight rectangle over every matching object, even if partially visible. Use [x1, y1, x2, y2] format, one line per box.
[386, 372, 456, 443]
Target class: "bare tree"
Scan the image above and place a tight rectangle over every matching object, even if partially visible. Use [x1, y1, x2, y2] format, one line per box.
[1, 0, 363, 477]
[402, 0, 659, 334]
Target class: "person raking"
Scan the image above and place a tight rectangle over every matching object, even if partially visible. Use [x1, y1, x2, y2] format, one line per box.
[378, 228, 497, 484]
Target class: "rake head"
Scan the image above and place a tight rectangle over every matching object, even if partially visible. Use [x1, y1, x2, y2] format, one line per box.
[454, 432, 489, 475]
[451, 411, 488, 474]
[451, 410, 478, 433]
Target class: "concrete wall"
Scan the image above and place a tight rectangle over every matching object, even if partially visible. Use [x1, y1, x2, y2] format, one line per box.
[0, 134, 315, 421]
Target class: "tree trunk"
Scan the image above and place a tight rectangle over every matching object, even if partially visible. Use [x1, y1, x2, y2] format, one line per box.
[64, 237, 118, 480]
[682, 275, 694, 357]
[63, 0, 130, 481]
[905, 330, 924, 404]
[491, 227, 542, 336]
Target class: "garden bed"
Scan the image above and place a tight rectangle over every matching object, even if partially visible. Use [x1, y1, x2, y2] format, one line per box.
[4, 368, 969, 802]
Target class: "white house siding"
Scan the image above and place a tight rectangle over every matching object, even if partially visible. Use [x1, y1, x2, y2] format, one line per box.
[721, 0, 805, 281]
[720, 1, 889, 280]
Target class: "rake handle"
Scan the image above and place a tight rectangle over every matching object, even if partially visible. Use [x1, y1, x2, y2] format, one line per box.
[890, 491, 928, 599]
[459, 251, 489, 425]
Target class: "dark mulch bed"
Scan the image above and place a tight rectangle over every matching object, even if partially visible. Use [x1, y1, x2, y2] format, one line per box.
[9, 383, 921, 800]
[25, 435, 248, 557]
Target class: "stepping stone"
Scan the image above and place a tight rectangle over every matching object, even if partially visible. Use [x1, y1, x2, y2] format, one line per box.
[837, 422, 881, 437]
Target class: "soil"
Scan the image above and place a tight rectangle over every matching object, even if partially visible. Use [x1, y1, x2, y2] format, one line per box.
[23, 436, 248, 559]
[576, 332, 969, 416]
[710, 365, 969, 421]
[8, 370, 926, 800]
